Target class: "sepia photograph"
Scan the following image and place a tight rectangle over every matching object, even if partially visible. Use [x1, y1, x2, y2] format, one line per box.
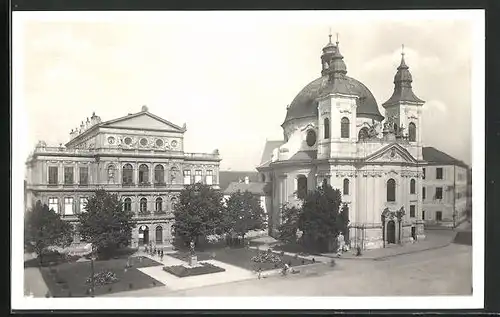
[12, 10, 484, 310]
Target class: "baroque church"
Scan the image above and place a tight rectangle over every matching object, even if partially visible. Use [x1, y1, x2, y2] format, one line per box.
[257, 34, 428, 250]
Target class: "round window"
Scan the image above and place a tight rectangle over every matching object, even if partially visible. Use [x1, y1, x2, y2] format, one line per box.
[108, 136, 115, 144]
[306, 130, 317, 147]
[140, 138, 148, 146]
[156, 139, 164, 147]
[171, 140, 178, 148]
[124, 137, 132, 145]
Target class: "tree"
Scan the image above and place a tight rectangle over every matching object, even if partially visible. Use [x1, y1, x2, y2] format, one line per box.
[298, 181, 342, 252]
[337, 203, 350, 240]
[24, 201, 73, 263]
[78, 189, 136, 258]
[172, 183, 225, 247]
[277, 203, 301, 244]
[222, 190, 266, 243]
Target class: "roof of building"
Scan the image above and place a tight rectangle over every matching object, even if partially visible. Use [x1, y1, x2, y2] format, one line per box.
[218, 171, 259, 191]
[289, 150, 317, 161]
[422, 147, 468, 168]
[223, 181, 267, 195]
[258, 140, 285, 167]
[382, 53, 424, 107]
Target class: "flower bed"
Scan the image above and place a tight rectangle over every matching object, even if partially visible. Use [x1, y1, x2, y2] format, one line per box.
[86, 270, 119, 286]
[162, 262, 225, 278]
[250, 251, 282, 264]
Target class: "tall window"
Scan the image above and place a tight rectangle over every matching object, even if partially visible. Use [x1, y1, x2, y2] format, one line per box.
[123, 197, 132, 212]
[79, 167, 88, 185]
[64, 167, 74, 184]
[64, 197, 74, 215]
[324, 118, 330, 139]
[48, 197, 59, 213]
[435, 187, 443, 200]
[358, 127, 369, 141]
[154, 165, 164, 184]
[140, 198, 147, 213]
[422, 210, 426, 220]
[423, 187, 426, 200]
[387, 178, 396, 202]
[436, 211, 442, 221]
[408, 122, 416, 142]
[410, 205, 416, 218]
[183, 170, 191, 185]
[107, 164, 115, 182]
[343, 178, 350, 195]
[155, 197, 163, 212]
[297, 175, 308, 199]
[155, 226, 163, 244]
[194, 170, 202, 183]
[422, 168, 426, 180]
[48, 166, 58, 185]
[410, 179, 416, 194]
[122, 164, 133, 185]
[79, 197, 88, 213]
[436, 168, 443, 180]
[206, 170, 213, 185]
[139, 164, 149, 183]
[340, 117, 350, 139]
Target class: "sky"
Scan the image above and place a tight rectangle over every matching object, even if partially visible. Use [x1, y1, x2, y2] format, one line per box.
[15, 12, 474, 171]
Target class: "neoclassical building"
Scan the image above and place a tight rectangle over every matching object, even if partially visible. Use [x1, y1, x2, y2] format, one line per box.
[257, 35, 429, 250]
[25, 106, 221, 248]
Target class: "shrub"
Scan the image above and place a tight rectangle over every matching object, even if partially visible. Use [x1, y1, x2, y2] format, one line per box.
[86, 270, 119, 286]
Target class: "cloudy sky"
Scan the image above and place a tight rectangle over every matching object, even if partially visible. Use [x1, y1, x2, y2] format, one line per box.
[14, 11, 476, 171]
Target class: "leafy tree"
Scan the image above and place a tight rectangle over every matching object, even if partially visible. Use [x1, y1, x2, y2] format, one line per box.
[337, 203, 350, 239]
[78, 189, 136, 258]
[277, 203, 301, 244]
[172, 183, 225, 247]
[298, 181, 342, 252]
[222, 190, 266, 243]
[24, 201, 73, 263]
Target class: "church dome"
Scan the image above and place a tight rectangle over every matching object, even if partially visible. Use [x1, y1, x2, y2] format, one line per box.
[282, 75, 384, 126]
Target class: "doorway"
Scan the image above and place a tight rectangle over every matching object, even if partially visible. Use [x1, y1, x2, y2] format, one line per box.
[387, 220, 396, 244]
[139, 225, 149, 246]
[411, 226, 416, 240]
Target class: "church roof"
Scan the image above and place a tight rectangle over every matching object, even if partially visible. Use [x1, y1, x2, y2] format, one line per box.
[422, 147, 468, 168]
[289, 150, 317, 161]
[258, 140, 285, 168]
[223, 181, 267, 195]
[218, 171, 259, 191]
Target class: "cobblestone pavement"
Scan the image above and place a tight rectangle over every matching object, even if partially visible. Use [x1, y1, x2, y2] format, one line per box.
[160, 243, 472, 297]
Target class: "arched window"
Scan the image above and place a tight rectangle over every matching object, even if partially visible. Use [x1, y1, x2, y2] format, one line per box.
[387, 178, 396, 202]
[324, 118, 330, 139]
[122, 164, 133, 185]
[155, 197, 163, 212]
[343, 178, 350, 195]
[123, 197, 132, 211]
[171, 197, 177, 211]
[297, 175, 308, 199]
[341, 117, 350, 139]
[410, 179, 416, 194]
[139, 164, 149, 183]
[358, 127, 369, 141]
[154, 165, 164, 184]
[140, 198, 147, 213]
[155, 226, 163, 244]
[408, 122, 416, 142]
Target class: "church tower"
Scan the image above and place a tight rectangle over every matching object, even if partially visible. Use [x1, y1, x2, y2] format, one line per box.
[382, 46, 425, 160]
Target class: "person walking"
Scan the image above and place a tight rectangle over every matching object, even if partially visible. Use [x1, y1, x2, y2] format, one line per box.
[160, 250, 164, 261]
[257, 267, 262, 279]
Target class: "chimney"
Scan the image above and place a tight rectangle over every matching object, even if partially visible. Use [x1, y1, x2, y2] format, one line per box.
[244, 176, 249, 184]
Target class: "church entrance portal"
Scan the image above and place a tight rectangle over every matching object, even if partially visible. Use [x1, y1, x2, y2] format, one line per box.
[387, 220, 396, 244]
[139, 225, 149, 246]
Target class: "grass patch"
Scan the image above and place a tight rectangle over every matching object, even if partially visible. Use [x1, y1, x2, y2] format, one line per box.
[163, 262, 225, 277]
[169, 248, 316, 272]
[272, 243, 322, 257]
[40, 256, 163, 297]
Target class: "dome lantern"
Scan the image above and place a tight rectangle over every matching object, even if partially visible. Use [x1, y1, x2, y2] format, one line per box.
[327, 36, 348, 80]
[320, 29, 337, 76]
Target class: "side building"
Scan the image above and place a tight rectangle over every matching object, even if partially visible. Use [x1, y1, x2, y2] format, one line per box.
[421, 147, 469, 228]
[25, 106, 221, 248]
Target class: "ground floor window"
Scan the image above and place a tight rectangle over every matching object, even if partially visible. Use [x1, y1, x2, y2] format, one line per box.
[436, 211, 442, 221]
[79, 197, 88, 213]
[64, 197, 74, 215]
[48, 197, 59, 213]
[156, 226, 163, 244]
[410, 205, 416, 218]
[422, 210, 426, 220]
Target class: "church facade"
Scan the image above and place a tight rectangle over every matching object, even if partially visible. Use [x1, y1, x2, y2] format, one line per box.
[257, 35, 429, 250]
[25, 106, 221, 248]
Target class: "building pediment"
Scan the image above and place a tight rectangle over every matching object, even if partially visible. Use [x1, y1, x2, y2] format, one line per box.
[364, 143, 417, 165]
[102, 112, 185, 132]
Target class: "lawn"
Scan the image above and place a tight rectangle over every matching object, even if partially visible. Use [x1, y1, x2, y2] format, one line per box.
[168, 248, 316, 272]
[40, 256, 164, 297]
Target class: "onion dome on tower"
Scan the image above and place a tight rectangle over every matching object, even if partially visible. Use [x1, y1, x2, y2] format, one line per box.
[382, 45, 425, 107]
[320, 31, 337, 76]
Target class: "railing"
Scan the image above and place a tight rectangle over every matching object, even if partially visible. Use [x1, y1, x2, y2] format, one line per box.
[32, 146, 220, 161]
